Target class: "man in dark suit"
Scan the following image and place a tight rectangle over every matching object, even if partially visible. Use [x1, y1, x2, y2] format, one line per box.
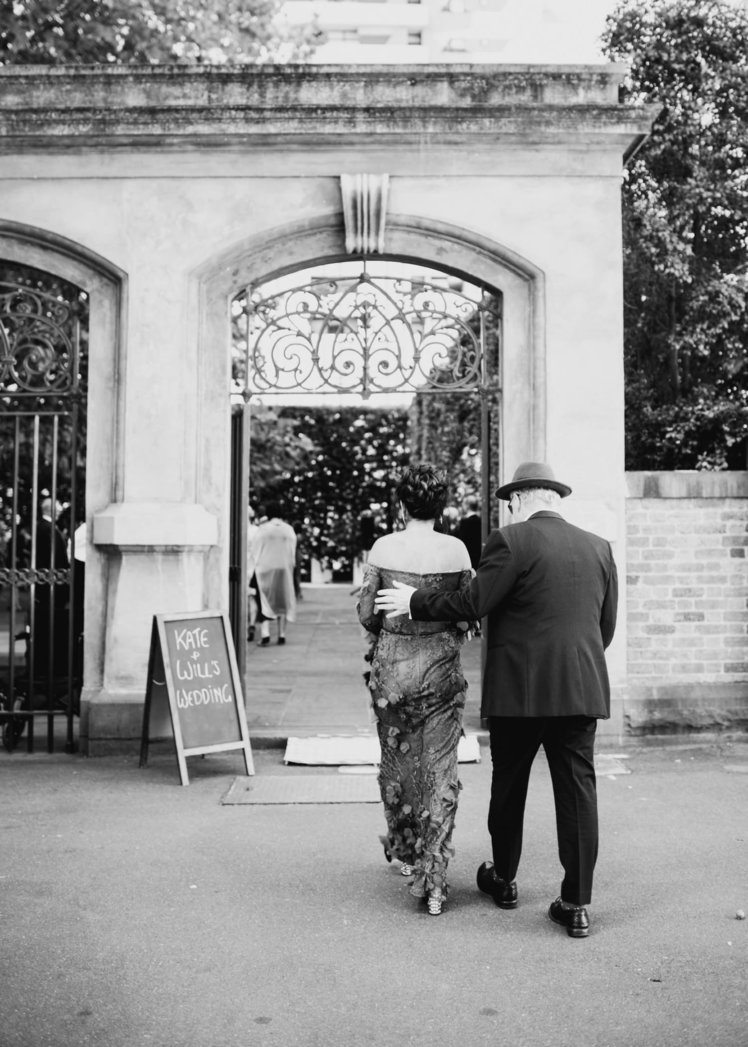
[375, 462, 618, 938]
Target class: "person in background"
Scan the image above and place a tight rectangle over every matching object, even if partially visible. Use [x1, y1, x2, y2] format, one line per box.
[70, 520, 86, 685]
[246, 506, 261, 642]
[436, 504, 460, 535]
[456, 494, 482, 569]
[251, 502, 297, 646]
[375, 462, 618, 938]
[291, 518, 306, 600]
[356, 464, 476, 916]
[33, 497, 70, 681]
[358, 510, 377, 563]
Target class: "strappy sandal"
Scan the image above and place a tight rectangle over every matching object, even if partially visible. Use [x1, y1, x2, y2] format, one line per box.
[427, 889, 444, 916]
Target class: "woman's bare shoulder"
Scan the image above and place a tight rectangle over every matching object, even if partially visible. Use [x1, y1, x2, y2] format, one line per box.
[368, 534, 396, 559]
[369, 530, 470, 574]
[438, 533, 472, 571]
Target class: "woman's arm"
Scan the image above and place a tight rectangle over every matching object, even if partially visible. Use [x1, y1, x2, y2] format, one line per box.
[356, 562, 383, 634]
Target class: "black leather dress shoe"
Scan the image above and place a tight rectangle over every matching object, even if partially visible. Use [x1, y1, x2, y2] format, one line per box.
[548, 898, 590, 938]
[476, 861, 518, 909]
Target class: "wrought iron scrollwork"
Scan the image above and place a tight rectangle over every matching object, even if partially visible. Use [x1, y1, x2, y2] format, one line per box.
[0, 566, 71, 587]
[233, 269, 500, 398]
[0, 281, 81, 401]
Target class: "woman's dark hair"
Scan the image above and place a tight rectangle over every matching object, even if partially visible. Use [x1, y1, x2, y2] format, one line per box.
[395, 464, 448, 521]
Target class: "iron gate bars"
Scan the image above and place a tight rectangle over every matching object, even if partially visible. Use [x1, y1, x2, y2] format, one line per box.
[0, 272, 87, 754]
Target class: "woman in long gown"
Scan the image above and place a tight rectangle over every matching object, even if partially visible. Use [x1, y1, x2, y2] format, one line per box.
[357, 465, 474, 916]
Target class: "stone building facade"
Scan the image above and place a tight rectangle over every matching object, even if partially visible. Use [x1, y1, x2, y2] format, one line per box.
[0, 63, 744, 751]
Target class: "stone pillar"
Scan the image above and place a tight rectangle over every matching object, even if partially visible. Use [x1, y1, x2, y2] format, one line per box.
[83, 503, 217, 754]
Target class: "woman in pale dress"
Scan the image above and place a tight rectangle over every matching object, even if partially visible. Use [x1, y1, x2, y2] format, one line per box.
[357, 465, 474, 915]
[251, 502, 297, 646]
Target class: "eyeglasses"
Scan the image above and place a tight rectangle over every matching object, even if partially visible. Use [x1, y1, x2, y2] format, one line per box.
[507, 493, 517, 515]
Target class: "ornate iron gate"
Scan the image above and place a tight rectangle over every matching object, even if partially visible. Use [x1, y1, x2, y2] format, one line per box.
[0, 265, 87, 754]
[228, 262, 501, 673]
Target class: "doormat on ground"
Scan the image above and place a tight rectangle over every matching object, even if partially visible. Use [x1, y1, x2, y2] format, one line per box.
[283, 733, 482, 766]
[221, 774, 380, 805]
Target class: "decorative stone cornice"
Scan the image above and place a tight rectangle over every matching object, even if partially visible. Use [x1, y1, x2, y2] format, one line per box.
[0, 64, 660, 155]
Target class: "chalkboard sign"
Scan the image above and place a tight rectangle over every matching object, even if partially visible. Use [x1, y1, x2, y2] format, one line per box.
[139, 611, 254, 786]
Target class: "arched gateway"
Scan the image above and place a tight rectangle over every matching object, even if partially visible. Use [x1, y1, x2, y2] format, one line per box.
[0, 65, 658, 753]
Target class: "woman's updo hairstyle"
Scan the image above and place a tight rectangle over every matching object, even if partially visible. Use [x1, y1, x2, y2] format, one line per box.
[395, 464, 448, 521]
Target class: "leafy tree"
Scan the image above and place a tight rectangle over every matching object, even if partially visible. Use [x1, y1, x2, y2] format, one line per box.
[247, 403, 315, 493]
[602, 0, 748, 469]
[252, 406, 410, 573]
[0, 0, 318, 65]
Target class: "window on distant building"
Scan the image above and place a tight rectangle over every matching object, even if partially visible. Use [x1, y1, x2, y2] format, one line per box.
[407, 31, 422, 44]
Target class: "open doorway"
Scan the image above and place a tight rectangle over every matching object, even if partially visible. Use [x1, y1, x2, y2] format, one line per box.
[228, 258, 501, 730]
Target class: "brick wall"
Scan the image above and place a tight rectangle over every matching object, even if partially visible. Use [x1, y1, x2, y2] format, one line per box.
[625, 472, 748, 737]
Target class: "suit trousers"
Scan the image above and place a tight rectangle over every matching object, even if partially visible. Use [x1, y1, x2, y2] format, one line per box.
[487, 715, 599, 906]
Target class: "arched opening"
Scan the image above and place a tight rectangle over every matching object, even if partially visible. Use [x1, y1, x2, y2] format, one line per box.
[228, 257, 502, 669]
[195, 215, 544, 737]
[195, 214, 545, 617]
[0, 223, 124, 754]
[226, 255, 505, 735]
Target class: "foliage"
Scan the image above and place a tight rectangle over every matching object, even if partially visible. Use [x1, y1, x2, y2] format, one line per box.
[0, 0, 318, 65]
[247, 404, 315, 492]
[251, 406, 410, 570]
[602, 0, 748, 469]
[408, 391, 483, 506]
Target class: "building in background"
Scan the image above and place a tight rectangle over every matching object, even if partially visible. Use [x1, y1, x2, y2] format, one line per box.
[281, 0, 748, 66]
[279, 0, 615, 64]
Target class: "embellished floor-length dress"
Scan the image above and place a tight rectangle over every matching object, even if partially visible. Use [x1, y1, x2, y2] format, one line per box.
[357, 564, 472, 900]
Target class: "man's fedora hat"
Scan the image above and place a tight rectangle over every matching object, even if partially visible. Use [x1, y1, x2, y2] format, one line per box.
[496, 461, 572, 500]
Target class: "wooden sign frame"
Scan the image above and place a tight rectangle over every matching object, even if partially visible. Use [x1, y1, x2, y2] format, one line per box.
[139, 610, 254, 786]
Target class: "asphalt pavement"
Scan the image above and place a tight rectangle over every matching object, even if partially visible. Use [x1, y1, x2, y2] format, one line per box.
[1, 737, 747, 1047]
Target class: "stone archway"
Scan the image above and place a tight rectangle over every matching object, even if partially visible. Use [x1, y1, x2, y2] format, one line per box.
[194, 213, 545, 611]
[0, 64, 654, 750]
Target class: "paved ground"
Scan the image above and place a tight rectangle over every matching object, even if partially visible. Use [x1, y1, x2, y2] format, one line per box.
[2, 584, 747, 1046]
[1, 739, 747, 1047]
[242, 582, 484, 741]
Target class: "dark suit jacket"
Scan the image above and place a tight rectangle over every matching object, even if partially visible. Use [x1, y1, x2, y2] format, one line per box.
[456, 513, 482, 569]
[410, 511, 618, 719]
[35, 517, 69, 573]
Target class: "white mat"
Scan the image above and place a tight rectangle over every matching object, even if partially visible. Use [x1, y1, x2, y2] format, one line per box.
[284, 733, 481, 766]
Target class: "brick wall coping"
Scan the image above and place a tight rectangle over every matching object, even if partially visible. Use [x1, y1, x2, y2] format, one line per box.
[627, 471, 748, 499]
